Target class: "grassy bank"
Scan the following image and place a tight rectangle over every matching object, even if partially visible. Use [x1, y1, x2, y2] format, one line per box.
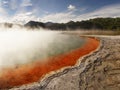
[62, 30, 120, 36]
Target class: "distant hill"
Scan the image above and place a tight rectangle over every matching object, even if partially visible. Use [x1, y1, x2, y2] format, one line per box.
[24, 21, 45, 29]
[24, 17, 120, 31]
[45, 22, 55, 27]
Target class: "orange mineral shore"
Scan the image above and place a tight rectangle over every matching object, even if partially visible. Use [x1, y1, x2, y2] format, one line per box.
[0, 37, 100, 89]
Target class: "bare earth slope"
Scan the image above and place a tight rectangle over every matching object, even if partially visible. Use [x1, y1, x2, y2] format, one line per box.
[12, 36, 120, 90]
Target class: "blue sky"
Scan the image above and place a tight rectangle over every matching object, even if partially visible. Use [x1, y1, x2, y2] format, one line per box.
[0, 0, 120, 23]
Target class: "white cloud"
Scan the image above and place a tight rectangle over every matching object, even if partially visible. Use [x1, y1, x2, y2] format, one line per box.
[0, 7, 5, 14]
[0, 0, 34, 23]
[40, 12, 75, 23]
[2, 1, 8, 4]
[40, 4, 120, 23]
[0, 3, 120, 24]
[21, 0, 32, 7]
[75, 4, 120, 21]
[68, 5, 76, 11]
[0, 6, 8, 22]
[11, 12, 37, 24]
[9, 0, 18, 10]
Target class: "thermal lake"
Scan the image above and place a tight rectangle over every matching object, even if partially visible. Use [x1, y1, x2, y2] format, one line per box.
[0, 30, 86, 68]
[0, 30, 99, 89]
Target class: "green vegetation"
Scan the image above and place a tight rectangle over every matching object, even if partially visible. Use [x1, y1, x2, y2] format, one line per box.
[89, 17, 120, 30]
[25, 17, 120, 31]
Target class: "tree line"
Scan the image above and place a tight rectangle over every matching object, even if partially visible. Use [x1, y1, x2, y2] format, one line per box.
[24, 17, 120, 31]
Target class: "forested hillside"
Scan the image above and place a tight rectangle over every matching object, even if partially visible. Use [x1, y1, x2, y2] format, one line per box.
[24, 17, 120, 30]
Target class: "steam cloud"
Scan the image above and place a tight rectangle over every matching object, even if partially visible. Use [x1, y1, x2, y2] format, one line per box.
[0, 26, 84, 69]
[0, 27, 59, 69]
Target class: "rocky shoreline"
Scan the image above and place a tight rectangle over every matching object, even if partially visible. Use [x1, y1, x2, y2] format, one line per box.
[11, 36, 120, 90]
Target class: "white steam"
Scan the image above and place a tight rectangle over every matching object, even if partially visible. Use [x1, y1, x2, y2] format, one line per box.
[0, 28, 58, 68]
[0, 27, 85, 69]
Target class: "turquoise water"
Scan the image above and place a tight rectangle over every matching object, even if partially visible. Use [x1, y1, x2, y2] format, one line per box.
[36, 34, 86, 59]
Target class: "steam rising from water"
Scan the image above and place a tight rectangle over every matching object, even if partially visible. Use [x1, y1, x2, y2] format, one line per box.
[0, 27, 85, 69]
[0, 28, 58, 68]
